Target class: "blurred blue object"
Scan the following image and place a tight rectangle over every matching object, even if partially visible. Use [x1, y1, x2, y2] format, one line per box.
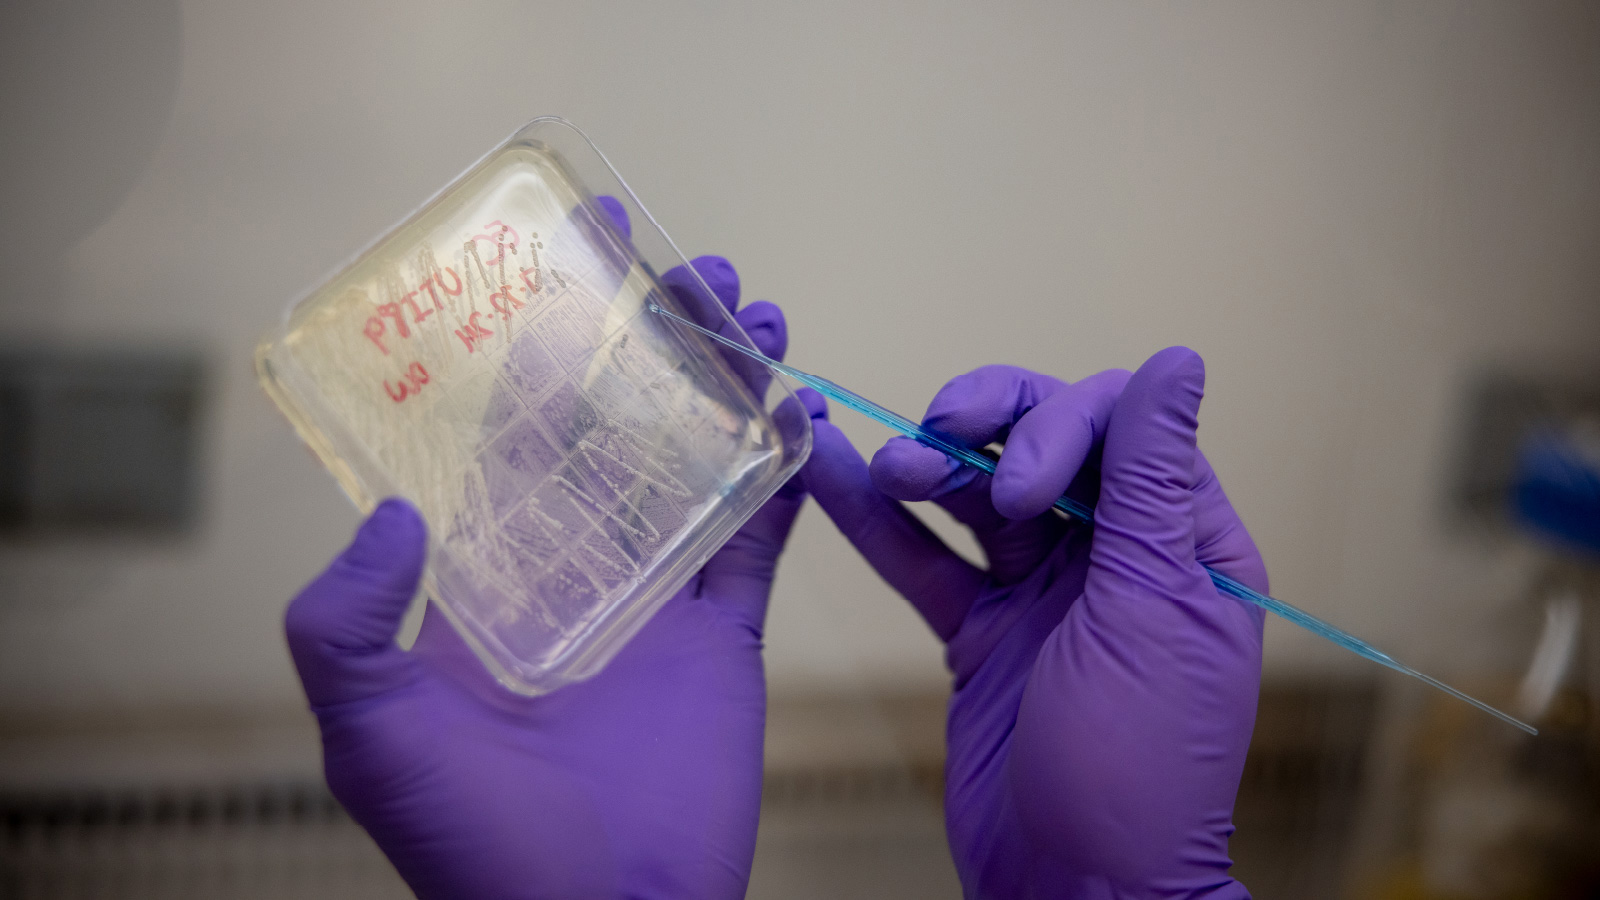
[1513, 429, 1600, 557]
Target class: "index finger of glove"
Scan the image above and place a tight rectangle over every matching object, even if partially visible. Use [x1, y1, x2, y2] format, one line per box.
[660, 256, 778, 391]
[870, 365, 1069, 504]
[697, 389, 817, 632]
[868, 366, 1074, 583]
[990, 368, 1131, 520]
[595, 195, 632, 239]
[803, 402, 984, 642]
[728, 299, 785, 398]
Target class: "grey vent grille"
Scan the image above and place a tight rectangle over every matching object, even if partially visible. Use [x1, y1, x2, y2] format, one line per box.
[0, 684, 1374, 899]
[760, 762, 943, 809]
[0, 767, 947, 900]
[0, 784, 407, 899]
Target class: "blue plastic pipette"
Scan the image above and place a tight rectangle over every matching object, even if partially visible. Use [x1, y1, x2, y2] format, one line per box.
[650, 303, 1537, 735]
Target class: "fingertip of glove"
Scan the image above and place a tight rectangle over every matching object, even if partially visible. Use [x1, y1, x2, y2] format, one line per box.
[1112, 347, 1206, 443]
[289, 501, 422, 626]
[989, 462, 1048, 520]
[869, 437, 962, 500]
[736, 300, 787, 359]
[797, 388, 827, 419]
[363, 497, 426, 545]
[338, 498, 428, 580]
[802, 416, 854, 476]
[690, 256, 739, 312]
[737, 298, 784, 326]
[1144, 346, 1206, 399]
[595, 195, 631, 239]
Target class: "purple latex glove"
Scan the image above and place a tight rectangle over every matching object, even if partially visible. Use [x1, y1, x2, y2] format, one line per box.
[286, 205, 809, 898]
[801, 348, 1266, 898]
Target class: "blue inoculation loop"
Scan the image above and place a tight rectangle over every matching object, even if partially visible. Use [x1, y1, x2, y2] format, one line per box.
[647, 303, 1538, 735]
[1205, 569, 1535, 734]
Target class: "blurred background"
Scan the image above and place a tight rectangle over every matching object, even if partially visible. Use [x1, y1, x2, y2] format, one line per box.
[2, 1, 1599, 896]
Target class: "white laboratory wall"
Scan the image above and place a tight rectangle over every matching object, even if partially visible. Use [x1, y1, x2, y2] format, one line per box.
[1, 0, 1598, 718]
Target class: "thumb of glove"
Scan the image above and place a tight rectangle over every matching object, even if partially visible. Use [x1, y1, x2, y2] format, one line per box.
[286, 498, 427, 708]
[1085, 346, 1209, 601]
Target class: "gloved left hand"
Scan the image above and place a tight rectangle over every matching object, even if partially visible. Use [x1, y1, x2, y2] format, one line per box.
[285, 209, 806, 898]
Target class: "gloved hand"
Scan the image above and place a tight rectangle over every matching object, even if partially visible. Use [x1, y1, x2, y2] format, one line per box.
[801, 348, 1266, 898]
[286, 202, 807, 899]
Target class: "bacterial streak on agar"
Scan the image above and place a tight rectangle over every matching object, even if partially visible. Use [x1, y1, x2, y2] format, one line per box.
[648, 302, 1540, 735]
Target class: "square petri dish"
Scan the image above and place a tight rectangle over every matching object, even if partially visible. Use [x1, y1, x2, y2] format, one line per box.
[257, 118, 811, 694]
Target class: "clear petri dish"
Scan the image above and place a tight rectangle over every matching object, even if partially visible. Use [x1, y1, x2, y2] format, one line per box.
[257, 118, 811, 694]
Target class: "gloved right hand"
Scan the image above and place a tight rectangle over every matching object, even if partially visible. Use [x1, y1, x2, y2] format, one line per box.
[801, 348, 1266, 898]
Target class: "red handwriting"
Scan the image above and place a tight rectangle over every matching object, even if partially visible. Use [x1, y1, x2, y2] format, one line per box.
[383, 361, 431, 403]
[362, 268, 463, 355]
[362, 219, 542, 406]
[400, 290, 432, 324]
[374, 301, 411, 341]
[470, 220, 519, 265]
[454, 311, 494, 353]
[362, 317, 389, 356]
[420, 266, 463, 308]
[488, 284, 523, 320]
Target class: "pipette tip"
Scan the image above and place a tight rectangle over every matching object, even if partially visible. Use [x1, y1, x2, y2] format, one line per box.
[1397, 664, 1539, 736]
